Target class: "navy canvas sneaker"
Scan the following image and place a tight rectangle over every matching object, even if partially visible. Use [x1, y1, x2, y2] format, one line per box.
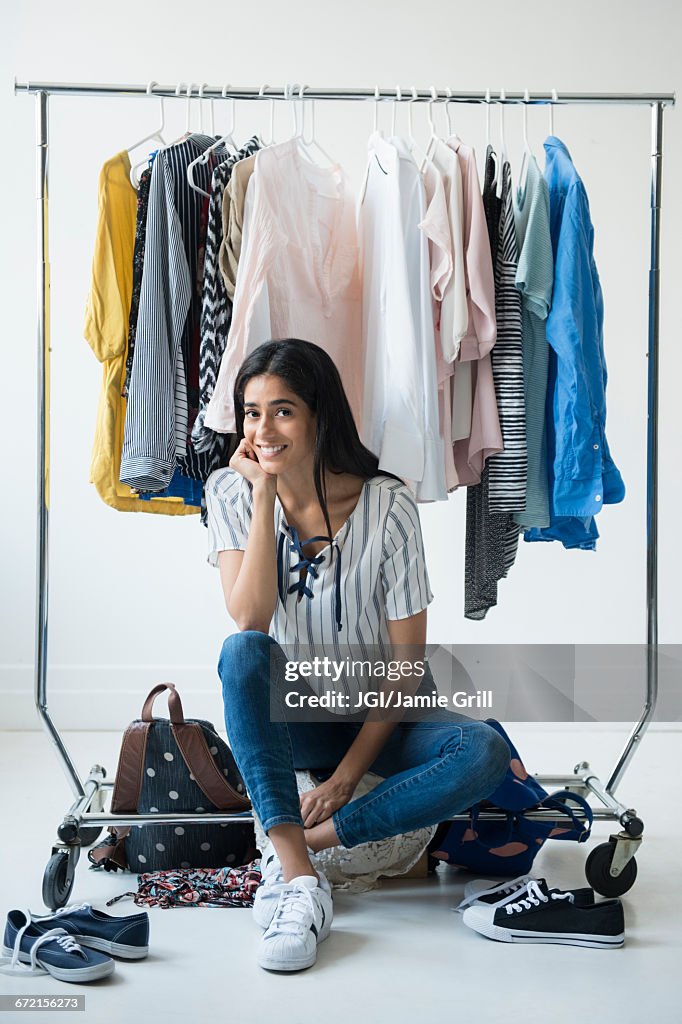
[1, 910, 115, 982]
[30, 903, 149, 959]
[463, 879, 624, 948]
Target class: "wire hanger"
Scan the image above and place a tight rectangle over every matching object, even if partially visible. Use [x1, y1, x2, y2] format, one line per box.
[406, 85, 429, 167]
[128, 81, 167, 189]
[372, 84, 381, 136]
[484, 87, 500, 190]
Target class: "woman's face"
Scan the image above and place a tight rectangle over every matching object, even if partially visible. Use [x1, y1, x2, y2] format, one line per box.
[241, 374, 317, 476]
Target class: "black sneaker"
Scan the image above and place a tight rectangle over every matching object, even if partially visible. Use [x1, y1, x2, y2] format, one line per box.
[462, 879, 624, 948]
[456, 876, 595, 913]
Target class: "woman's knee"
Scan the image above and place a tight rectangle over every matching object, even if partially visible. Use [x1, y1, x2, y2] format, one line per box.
[218, 630, 276, 688]
[478, 724, 511, 790]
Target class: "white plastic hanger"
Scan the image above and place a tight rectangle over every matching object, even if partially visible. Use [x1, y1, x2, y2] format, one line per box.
[549, 88, 558, 136]
[128, 81, 167, 188]
[298, 85, 337, 166]
[372, 84, 381, 135]
[495, 88, 507, 198]
[186, 84, 238, 198]
[258, 84, 276, 146]
[419, 86, 440, 172]
[517, 88, 534, 196]
[391, 84, 401, 137]
[405, 85, 429, 167]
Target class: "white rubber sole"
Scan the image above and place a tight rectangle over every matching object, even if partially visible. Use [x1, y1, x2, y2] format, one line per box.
[463, 922, 624, 948]
[71, 934, 148, 959]
[257, 909, 333, 972]
[1, 944, 115, 982]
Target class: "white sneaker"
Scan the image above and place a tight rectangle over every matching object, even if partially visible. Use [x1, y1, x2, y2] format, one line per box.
[257, 875, 333, 972]
[253, 841, 330, 930]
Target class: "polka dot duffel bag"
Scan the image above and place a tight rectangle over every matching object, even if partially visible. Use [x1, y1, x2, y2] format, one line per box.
[88, 683, 258, 873]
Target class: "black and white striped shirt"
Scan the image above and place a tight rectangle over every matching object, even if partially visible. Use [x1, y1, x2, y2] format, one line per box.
[205, 469, 434, 668]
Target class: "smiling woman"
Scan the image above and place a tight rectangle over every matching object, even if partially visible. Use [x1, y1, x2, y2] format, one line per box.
[204, 338, 510, 973]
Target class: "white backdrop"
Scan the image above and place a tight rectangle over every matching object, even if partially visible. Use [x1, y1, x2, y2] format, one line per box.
[2, 0, 680, 729]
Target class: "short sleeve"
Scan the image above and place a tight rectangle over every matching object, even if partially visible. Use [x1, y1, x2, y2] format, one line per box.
[381, 487, 434, 620]
[205, 469, 250, 566]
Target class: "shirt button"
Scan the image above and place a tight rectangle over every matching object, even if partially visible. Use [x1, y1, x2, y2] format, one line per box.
[595, 495, 602, 502]
[593, 444, 599, 450]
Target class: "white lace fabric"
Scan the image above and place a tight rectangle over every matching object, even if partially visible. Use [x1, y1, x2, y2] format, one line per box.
[253, 770, 436, 894]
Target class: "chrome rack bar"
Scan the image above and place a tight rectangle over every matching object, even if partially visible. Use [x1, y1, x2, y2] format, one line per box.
[14, 80, 676, 106]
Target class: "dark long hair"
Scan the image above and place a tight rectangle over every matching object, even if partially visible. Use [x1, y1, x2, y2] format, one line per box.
[233, 339, 397, 541]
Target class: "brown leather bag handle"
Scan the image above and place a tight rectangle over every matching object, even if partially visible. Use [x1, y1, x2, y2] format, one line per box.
[141, 682, 185, 724]
[172, 722, 251, 811]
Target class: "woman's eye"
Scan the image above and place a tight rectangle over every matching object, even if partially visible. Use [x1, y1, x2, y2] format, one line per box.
[275, 408, 291, 417]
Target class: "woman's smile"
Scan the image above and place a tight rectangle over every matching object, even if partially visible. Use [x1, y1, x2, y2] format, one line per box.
[258, 443, 288, 460]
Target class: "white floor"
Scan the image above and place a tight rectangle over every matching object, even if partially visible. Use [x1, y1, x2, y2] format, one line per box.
[0, 727, 680, 1024]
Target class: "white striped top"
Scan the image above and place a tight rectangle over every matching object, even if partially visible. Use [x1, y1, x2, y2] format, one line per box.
[205, 469, 434, 666]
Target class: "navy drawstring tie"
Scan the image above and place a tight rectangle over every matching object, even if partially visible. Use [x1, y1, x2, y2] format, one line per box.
[277, 526, 343, 632]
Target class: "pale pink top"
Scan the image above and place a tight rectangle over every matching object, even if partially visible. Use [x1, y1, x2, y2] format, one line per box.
[447, 138, 502, 488]
[204, 140, 363, 433]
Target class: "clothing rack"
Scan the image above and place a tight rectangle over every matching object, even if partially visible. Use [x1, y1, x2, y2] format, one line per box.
[13, 82, 675, 905]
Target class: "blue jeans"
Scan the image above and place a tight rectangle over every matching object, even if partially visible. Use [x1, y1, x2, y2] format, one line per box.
[218, 631, 510, 848]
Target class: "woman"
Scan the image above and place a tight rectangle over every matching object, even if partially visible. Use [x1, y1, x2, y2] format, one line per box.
[206, 339, 509, 973]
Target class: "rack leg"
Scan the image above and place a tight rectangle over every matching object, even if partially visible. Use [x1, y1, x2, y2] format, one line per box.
[33, 90, 83, 800]
[606, 101, 663, 795]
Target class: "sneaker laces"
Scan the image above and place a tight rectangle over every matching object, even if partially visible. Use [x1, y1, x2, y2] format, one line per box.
[504, 880, 574, 916]
[0, 911, 86, 977]
[31, 902, 91, 922]
[266, 883, 317, 936]
[455, 874, 534, 913]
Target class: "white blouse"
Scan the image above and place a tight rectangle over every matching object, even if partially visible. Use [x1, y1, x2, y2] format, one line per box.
[205, 469, 434, 668]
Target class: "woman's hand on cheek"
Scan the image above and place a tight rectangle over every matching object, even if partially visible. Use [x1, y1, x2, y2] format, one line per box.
[229, 438, 276, 488]
[299, 775, 356, 828]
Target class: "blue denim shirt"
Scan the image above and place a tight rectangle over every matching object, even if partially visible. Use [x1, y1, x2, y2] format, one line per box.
[525, 137, 625, 550]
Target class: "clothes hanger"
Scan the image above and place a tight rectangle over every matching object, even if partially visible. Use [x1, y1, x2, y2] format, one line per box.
[549, 88, 558, 136]
[128, 81, 167, 189]
[186, 84, 240, 198]
[419, 86, 441, 173]
[298, 85, 338, 166]
[391, 84, 401, 137]
[405, 85, 429, 167]
[517, 88, 534, 196]
[258, 84, 276, 146]
[495, 88, 507, 198]
[483, 86, 499, 189]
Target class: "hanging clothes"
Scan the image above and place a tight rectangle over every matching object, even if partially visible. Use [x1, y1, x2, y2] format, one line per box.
[218, 152, 258, 301]
[120, 135, 227, 491]
[84, 151, 197, 515]
[449, 138, 502, 488]
[192, 138, 261, 457]
[123, 164, 152, 400]
[525, 137, 625, 550]
[359, 133, 446, 501]
[513, 154, 552, 530]
[464, 152, 524, 619]
[203, 138, 363, 435]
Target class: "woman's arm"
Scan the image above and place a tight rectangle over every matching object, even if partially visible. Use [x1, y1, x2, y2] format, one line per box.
[331, 609, 427, 788]
[218, 449, 279, 632]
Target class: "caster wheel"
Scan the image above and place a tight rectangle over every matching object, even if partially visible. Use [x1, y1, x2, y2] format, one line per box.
[585, 841, 637, 897]
[42, 849, 78, 910]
